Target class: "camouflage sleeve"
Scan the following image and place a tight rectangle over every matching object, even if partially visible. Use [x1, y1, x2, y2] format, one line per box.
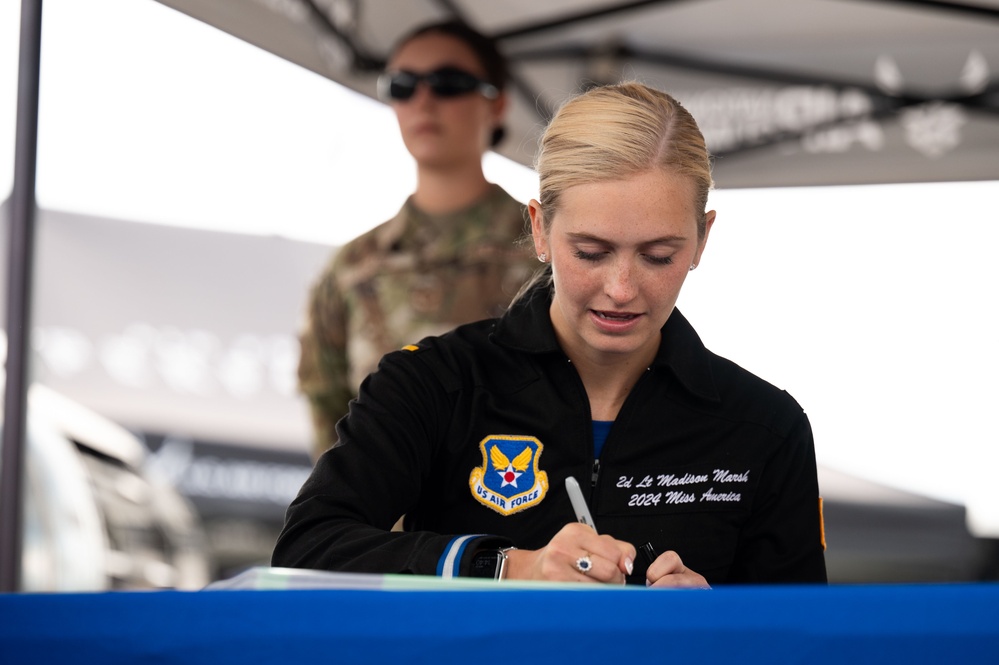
[298, 261, 354, 460]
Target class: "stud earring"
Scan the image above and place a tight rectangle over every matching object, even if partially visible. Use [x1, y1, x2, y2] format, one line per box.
[538, 253, 547, 263]
[689, 263, 697, 271]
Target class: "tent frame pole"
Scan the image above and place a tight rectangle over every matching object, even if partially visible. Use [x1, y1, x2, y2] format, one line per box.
[1, 0, 43, 594]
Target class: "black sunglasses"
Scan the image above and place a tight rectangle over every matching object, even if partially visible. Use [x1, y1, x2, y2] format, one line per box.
[377, 67, 499, 102]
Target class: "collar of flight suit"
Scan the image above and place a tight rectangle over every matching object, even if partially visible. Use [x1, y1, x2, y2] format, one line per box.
[491, 280, 721, 404]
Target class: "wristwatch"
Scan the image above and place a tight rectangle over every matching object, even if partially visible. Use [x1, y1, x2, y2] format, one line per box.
[469, 546, 517, 580]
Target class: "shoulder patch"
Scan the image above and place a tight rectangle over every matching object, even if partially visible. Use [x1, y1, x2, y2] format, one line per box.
[401, 344, 420, 352]
[819, 497, 826, 550]
[469, 435, 549, 515]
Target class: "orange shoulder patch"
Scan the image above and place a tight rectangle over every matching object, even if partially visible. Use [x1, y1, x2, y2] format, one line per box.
[818, 497, 827, 550]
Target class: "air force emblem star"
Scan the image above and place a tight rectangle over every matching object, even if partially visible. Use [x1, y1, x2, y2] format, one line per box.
[469, 435, 549, 516]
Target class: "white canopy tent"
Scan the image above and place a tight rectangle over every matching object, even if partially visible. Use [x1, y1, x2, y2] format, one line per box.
[156, 0, 999, 187]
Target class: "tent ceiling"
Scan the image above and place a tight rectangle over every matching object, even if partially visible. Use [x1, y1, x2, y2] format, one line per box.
[155, 0, 999, 187]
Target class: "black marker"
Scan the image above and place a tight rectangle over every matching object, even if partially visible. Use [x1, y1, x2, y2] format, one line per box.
[639, 541, 658, 566]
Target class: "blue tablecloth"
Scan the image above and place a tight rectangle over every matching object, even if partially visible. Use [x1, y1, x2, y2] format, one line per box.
[2, 579, 997, 664]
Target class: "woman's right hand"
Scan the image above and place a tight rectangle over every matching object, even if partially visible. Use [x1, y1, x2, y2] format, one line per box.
[504, 523, 636, 584]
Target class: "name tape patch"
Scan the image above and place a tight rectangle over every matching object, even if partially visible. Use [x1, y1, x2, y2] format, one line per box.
[602, 466, 758, 515]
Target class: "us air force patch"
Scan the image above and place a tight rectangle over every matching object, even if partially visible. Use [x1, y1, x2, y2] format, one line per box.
[469, 435, 549, 516]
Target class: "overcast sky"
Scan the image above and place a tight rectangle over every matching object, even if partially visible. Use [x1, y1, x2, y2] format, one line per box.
[3, 0, 999, 535]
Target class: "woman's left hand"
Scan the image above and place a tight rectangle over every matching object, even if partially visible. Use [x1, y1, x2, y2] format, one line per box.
[645, 550, 711, 589]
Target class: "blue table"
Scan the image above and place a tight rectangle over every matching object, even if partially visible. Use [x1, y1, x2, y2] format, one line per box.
[2, 578, 997, 664]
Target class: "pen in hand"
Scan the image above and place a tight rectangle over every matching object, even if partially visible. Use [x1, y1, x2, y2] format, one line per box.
[566, 476, 647, 581]
[565, 476, 597, 533]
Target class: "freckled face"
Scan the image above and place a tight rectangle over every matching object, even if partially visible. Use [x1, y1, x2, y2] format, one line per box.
[529, 169, 714, 366]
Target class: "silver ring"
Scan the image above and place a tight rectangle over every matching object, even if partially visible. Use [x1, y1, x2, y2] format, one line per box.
[575, 555, 593, 574]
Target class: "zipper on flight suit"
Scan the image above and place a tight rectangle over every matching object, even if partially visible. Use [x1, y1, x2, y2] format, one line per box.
[590, 367, 654, 489]
[566, 356, 601, 492]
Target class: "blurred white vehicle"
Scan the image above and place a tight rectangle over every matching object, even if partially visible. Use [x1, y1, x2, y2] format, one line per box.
[3, 383, 211, 591]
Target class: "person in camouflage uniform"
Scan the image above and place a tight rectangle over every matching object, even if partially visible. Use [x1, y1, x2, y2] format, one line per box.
[298, 21, 538, 458]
